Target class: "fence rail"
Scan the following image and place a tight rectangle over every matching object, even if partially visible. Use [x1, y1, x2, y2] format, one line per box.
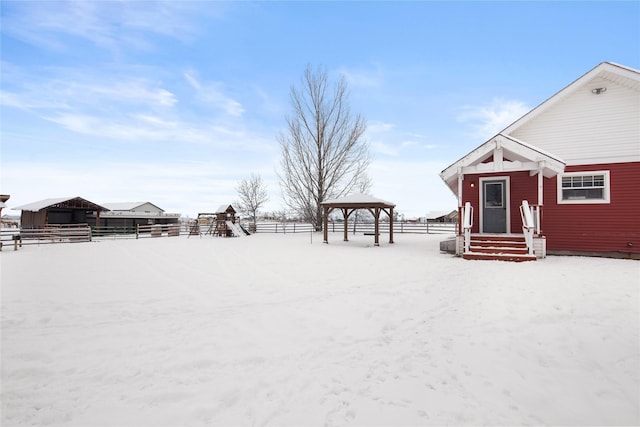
[136, 223, 181, 239]
[1, 221, 455, 249]
[252, 221, 456, 235]
[2, 225, 92, 246]
[92, 226, 138, 239]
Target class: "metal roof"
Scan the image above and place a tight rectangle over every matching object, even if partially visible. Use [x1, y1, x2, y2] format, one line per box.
[14, 197, 109, 212]
[322, 193, 395, 207]
[101, 202, 164, 212]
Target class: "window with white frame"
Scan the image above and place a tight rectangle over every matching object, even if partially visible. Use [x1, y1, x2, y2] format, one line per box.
[557, 170, 610, 204]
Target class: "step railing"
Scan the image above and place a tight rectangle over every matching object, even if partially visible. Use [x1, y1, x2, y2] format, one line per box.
[462, 201, 473, 253]
[519, 200, 535, 255]
[531, 204, 542, 235]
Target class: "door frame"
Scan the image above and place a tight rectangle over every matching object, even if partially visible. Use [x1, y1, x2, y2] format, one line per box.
[479, 176, 510, 234]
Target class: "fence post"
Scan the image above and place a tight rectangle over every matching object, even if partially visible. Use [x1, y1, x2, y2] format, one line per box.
[136, 224, 139, 239]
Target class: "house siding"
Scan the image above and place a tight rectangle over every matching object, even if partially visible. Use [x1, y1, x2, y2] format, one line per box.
[462, 162, 640, 256]
[132, 203, 163, 214]
[542, 162, 640, 256]
[510, 77, 640, 165]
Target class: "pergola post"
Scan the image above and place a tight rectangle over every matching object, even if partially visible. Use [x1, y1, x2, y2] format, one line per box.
[323, 206, 329, 243]
[389, 207, 394, 243]
[342, 208, 349, 241]
[374, 208, 380, 246]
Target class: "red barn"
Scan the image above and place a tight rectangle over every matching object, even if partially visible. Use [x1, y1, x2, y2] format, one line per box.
[440, 62, 639, 260]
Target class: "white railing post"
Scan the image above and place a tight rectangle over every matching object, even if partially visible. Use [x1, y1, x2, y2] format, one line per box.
[520, 200, 534, 256]
[463, 201, 473, 253]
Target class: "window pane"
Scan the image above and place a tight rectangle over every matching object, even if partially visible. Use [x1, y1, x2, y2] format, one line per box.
[484, 183, 503, 207]
[562, 177, 572, 188]
[563, 188, 604, 200]
[572, 176, 582, 187]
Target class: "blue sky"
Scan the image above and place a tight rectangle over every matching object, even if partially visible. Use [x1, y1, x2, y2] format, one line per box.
[2, 1, 639, 219]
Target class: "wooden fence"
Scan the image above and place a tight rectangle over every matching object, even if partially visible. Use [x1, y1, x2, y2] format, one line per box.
[1, 224, 92, 247]
[253, 221, 456, 234]
[136, 224, 181, 239]
[92, 226, 137, 238]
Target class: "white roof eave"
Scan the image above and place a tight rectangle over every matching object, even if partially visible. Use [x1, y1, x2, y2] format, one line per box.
[440, 134, 566, 195]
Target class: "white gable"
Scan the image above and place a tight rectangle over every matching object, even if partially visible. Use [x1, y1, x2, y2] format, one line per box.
[505, 62, 640, 165]
[440, 134, 566, 194]
[102, 202, 164, 213]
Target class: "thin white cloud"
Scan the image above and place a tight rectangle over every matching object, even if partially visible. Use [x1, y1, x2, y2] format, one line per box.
[366, 121, 437, 157]
[457, 98, 530, 140]
[367, 121, 395, 134]
[1, 70, 177, 111]
[42, 112, 271, 151]
[338, 64, 384, 88]
[132, 114, 177, 128]
[184, 72, 202, 91]
[1, 1, 210, 53]
[0, 90, 70, 110]
[184, 71, 245, 117]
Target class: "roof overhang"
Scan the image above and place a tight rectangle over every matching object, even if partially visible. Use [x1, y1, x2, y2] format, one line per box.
[321, 193, 395, 209]
[440, 134, 566, 196]
[14, 196, 109, 212]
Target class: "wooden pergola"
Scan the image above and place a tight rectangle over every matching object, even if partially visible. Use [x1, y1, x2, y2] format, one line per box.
[321, 193, 395, 246]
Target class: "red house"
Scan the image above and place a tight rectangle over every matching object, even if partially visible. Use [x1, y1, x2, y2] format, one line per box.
[440, 62, 640, 260]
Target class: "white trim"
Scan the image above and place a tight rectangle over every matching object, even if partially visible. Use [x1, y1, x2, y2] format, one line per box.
[479, 176, 511, 233]
[440, 134, 565, 196]
[557, 170, 611, 204]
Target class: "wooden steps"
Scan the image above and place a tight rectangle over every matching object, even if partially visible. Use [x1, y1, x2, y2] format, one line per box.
[464, 234, 536, 262]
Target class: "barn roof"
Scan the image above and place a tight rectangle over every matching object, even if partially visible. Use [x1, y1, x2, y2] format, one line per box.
[14, 197, 109, 212]
[102, 202, 164, 212]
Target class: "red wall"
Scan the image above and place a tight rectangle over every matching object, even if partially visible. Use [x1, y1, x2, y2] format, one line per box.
[542, 162, 640, 256]
[461, 171, 538, 234]
[461, 162, 640, 256]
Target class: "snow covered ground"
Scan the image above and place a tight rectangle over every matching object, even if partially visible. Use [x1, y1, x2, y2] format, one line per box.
[1, 233, 638, 426]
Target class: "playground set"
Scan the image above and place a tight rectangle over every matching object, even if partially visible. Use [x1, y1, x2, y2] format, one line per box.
[188, 204, 250, 238]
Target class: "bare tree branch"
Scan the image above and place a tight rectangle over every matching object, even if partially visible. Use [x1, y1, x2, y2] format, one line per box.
[235, 173, 269, 228]
[277, 64, 371, 230]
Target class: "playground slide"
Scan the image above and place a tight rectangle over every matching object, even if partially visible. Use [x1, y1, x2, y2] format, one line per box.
[239, 224, 251, 235]
[225, 221, 246, 237]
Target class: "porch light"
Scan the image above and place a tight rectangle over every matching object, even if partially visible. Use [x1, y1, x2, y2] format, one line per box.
[470, 182, 475, 188]
[591, 87, 607, 95]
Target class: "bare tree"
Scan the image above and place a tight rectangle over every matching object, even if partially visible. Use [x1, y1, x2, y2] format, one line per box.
[352, 173, 374, 232]
[278, 64, 371, 231]
[236, 173, 269, 229]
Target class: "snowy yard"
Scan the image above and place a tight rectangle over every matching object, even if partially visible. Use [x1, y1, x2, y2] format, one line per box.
[1, 233, 638, 426]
